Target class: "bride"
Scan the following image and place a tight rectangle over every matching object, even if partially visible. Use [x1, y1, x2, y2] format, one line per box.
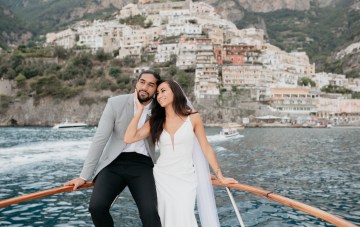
[124, 80, 238, 227]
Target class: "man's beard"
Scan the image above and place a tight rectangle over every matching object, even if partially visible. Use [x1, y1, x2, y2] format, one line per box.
[137, 90, 153, 103]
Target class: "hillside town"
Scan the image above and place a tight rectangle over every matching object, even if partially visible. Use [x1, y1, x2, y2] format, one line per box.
[9, 0, 360, 126]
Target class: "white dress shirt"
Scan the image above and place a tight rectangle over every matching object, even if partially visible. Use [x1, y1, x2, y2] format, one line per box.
[122, 100, 151, 156]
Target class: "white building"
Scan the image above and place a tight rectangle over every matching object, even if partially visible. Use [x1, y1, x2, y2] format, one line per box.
[348, 78, 360, 92]
[118, 26, 162, 58]
[194, 63, 219, 99]
[46, 29, 76, 49]
[119, 3, 140, 19]
[190, 2, 217, 17]
[194, 39, 219, 99]
[311, 72, 349, 90]
[165, 16, 202, 37]
[145, 14, 163, 27]
[176, 42, 197, 69]
[230, 28, 265, 48]
[159, 9, 190, 18]
[155, 43, 178, 63]
[77, 20, 124, 52]
[118, 43, 142, 59]
[259, 43, 315, 76]
[176, 35, 199, 69]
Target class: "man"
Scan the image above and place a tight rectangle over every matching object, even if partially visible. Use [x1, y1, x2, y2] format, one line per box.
[65, 70, 162, 227]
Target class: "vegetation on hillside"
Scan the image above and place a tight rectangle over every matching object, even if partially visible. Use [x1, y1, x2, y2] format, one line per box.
[0, 46, 195, 102]
[298, 77, 316, 87]
[0, 6, 29, 49]
[120, 15, 152, 28]
[1, 0, 359, 79]
[236, 0, 360, 76]
[0, 0, 118, 48]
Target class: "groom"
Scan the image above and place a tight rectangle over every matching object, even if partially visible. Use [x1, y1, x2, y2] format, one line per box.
[65, 70, 162, 227]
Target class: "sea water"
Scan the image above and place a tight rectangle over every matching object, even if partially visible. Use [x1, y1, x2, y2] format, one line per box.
[0, 127, 359, 226]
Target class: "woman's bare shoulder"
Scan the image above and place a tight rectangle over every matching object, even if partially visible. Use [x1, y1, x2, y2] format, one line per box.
[189, 112, 202, 124]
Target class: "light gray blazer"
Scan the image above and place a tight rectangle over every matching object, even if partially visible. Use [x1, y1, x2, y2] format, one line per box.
[80, 94, 156, 181]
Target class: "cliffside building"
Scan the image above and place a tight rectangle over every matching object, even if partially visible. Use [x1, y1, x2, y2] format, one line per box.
[138, 0, 192, 15]
[270, 87, 318, 114]
[194, 38, 219, 99]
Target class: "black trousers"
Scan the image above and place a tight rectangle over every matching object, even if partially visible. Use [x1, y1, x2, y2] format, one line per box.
[89, 152, 161, 227]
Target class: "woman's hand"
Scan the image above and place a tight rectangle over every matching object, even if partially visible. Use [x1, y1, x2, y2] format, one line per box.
[134, 89, 144, 112]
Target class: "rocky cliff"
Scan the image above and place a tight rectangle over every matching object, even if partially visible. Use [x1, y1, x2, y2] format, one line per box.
[1, 95, 106, 126]
[1, 90, 268, 126]
[205, 0, 337, 21]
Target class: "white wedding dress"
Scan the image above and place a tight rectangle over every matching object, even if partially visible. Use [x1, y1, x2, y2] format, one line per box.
[154, 116, 198, 227]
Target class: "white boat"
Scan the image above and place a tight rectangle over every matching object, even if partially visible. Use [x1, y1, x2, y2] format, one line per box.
[220, 127, 239, 137]
[53, 120, 88, 129]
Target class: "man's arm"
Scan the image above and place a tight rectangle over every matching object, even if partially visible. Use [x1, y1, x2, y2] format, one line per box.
[65, 98, 117, 190]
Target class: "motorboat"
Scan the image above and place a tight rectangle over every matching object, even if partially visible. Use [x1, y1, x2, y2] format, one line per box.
[53, 120, 88, 129]
[220, 127, 239, 137]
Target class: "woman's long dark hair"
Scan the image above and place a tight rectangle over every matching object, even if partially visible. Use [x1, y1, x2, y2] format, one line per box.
[150, 80, 194, 144]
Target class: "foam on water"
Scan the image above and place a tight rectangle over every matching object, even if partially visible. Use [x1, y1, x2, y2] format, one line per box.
[206, 134, 244, 143]
[0, 138, 91, 172]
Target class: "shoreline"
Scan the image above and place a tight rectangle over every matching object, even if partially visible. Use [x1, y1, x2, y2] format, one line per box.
[1, 124, 359, 129]
[204, 123, 360, 129]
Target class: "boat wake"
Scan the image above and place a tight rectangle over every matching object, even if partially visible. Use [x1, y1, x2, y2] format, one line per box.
[0, 139, 91, 173]
[207, 134, 244, 143]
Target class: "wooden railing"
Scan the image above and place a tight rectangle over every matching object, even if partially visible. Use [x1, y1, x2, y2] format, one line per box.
[212, 180, 358, 227]
[0, 181, 358, 227]
[0, 183, 94, 208]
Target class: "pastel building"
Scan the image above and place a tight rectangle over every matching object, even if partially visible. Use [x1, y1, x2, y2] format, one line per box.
[222, 65, 271, 88]
[315, 98, 360, 124]
[214, 44, 259, 65]
[270, 87, 318, 113]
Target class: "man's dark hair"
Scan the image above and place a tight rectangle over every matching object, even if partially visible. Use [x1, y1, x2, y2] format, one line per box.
[138, 69, 161, 81]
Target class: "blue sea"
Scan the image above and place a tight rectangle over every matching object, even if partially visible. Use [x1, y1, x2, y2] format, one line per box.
[0, 127, 359, 226]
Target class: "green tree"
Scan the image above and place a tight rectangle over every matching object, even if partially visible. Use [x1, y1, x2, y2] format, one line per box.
[15, 73, 26, 87]
[352, 92, 360, 99]
[123, 56, 136, 67]
[298, 77, 316, 87]
[109, 67, 121, 78]
[169, 65, 177, 76]
[23, 65, 41, 79]
[95, 49, 111, 62]
[321, 85, 352, 94]
[10, 54, 24, 72]
[53, 46, 68, 60]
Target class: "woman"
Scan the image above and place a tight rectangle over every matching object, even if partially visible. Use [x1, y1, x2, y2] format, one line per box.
[124, 80, 238, 227]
